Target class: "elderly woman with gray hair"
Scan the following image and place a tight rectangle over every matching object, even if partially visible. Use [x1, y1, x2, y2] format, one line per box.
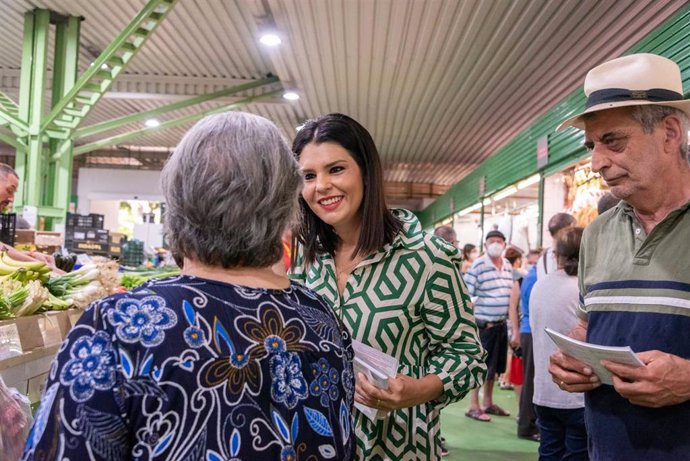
[22, 112, 355, 461]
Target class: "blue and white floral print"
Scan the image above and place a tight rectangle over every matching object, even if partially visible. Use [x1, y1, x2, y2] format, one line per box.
[183, 325, 204, 348]
[22, 276, 354, 461]
[60, 330, 117, 402]
[309, 358, 341, 407]
[108, 295, 177, 347]
[270, 351, 308, 409]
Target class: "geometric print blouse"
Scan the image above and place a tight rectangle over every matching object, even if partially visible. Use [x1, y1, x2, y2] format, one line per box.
[21, 275, 355, 461]
[291, 209, 486, 460]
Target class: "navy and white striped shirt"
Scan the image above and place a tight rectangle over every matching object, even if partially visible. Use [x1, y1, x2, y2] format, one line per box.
[463, 255, 513, 321]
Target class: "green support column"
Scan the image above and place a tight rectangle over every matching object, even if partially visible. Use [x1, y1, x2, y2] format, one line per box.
[14, 12, 35, 205]
[16, 10, 50, 210]
[47, 15, 81, 227]
[479, 203, 485, 247]
[537, 175, 545, 248]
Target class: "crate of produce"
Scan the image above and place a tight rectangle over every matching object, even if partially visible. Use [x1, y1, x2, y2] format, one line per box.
[69, 241, 110, 254]
[122, 239, 145, 267]
[65, 213, 104, 230]
[67, 227, 109, 244]
[109, 242, 122, 257]
[14, 230, 35, 245]
[34, 231, 63, 247]
[0, 213, 16, 246]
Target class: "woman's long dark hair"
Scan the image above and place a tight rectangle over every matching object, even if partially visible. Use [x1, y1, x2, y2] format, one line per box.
[292, 113, 401, 266]
[555, 227, 584, 276]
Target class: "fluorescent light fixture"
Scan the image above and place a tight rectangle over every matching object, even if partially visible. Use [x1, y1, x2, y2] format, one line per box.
[283, 91, 300, 101]
[259, 34, 282, 46]
[492, 186, 518, 202]
[482, 198, 492, 206]
[457, 203, 482, 217]
[145, 119, 160, 128]
[517, 173, 541, 190]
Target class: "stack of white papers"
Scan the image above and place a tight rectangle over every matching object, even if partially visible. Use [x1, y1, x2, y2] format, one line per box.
[351, 339, 399, 421]
[545, 328, 645, 385]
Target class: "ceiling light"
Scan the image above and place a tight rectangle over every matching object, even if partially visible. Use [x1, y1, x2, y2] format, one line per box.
[283, 91, 300, 101]
[145, 119, 160, 128]
[259, 34, 282, 46]
[457, 203, 482, 217]
[492, 186, 518, 202]
[517, 174, 541, 190]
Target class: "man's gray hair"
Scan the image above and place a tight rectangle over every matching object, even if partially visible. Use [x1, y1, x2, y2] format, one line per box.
[0, 163, 18, 179]
[161, 111, 303, 268]
[628, 105, 689, 160]
[433, 225, 457, 245]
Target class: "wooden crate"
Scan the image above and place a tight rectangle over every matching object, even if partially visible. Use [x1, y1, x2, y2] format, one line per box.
[34, 231, 63, 247]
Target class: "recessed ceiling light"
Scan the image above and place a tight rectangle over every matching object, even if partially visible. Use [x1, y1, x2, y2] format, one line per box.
[145, 119, 160, 128]
[260, 34, 281, 46]
[283, 91, 299, 101]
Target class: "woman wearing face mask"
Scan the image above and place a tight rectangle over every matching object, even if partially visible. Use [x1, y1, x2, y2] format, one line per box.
[290, 113, 486, 460]
[461, 243, 479, 274]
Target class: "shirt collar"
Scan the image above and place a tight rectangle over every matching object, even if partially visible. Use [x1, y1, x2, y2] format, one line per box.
[315, 208, 420, 268]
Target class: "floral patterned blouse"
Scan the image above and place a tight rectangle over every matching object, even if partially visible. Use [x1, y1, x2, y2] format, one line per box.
[21, 276, 355, 461]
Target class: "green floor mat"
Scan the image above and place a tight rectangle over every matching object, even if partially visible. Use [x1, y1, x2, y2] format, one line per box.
[440, 385, 538, 461]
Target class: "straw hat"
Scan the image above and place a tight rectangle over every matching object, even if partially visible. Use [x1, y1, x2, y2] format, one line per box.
[557, 53, 690, 131]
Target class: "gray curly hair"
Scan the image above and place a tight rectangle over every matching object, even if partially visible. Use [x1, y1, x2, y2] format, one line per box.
[161, 111, 302, 268]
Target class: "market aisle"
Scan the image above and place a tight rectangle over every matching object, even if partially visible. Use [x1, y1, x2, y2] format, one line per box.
[441, 385, 538, 460]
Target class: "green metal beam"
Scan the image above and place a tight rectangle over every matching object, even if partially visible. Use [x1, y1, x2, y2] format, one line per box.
[72, 89, 283, 156]
[48, 15, 81, 225]
[16, 9, 51, 209]
[75, 76, 279, 139]
[14, 10, 36, 189]
[0, 91, 28, 134]
[37, 206, 68, 218]
[41, 0, 178, 137]
[0, 131, 22, 150]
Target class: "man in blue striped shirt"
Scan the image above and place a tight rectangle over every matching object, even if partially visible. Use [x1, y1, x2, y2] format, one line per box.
[550, 53, 690, 460]
[464, 229, 514, 421]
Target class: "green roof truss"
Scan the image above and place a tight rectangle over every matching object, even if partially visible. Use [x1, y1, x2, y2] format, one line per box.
[72, 89, 283, 156]
[74, 75, 279, 139]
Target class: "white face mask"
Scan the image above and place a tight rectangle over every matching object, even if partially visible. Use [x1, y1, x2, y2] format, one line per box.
[486, 242, 504, 258]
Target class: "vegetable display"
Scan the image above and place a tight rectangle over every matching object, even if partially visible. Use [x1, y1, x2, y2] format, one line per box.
[0, 252, 121, 319]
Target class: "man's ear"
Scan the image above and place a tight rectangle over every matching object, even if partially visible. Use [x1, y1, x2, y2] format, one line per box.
[662, 114, 684, 155]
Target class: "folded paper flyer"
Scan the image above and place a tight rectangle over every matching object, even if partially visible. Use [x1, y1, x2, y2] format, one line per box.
[351, 339, 398, 420]
[545, 327, 645, 385]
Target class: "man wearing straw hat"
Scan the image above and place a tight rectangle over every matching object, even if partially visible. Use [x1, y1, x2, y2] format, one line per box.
[549, 53, 690, 460]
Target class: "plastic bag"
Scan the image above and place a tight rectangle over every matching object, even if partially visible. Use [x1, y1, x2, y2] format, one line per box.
[0, 376, 33, 461]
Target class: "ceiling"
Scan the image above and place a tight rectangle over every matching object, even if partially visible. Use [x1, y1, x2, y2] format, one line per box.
[0, 0, 686, 209]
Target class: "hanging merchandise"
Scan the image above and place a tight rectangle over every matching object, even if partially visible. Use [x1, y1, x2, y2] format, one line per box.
[563, 161, 608, 227]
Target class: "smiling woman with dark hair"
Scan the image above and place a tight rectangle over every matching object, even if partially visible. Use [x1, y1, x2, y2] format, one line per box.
[22, 112, 355, 461]
[290, 113, 486, 460]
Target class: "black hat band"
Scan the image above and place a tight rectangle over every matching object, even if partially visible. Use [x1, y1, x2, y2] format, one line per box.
[586, 88, 683, 109]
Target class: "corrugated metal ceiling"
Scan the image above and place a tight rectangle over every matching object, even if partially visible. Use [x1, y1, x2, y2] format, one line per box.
[0, 0, 686, 204]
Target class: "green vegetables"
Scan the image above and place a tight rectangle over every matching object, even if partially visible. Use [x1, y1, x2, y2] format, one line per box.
[52, 252, 77, 272]
[121, 269, 180, 289]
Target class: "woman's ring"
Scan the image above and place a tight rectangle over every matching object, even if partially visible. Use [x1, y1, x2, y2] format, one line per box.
[376, 398, 380, 407]
[560, 380, 565, 387]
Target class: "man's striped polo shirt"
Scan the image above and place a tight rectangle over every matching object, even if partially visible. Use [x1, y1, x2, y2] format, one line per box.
[579, 199, 690, 460]
[464, 254, 513, 322]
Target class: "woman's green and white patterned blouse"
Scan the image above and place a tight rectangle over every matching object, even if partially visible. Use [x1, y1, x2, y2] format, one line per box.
[291, 209, 486, 460]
